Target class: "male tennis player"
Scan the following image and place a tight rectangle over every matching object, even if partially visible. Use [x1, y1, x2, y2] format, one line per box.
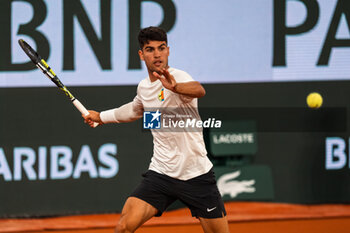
[83, 26, 230, 233]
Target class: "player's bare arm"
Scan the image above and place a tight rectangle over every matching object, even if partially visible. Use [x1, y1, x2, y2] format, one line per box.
[153, 68, 206, 98]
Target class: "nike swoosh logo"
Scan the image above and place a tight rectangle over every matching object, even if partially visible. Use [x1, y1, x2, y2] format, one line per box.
[207, 207, 217, 212]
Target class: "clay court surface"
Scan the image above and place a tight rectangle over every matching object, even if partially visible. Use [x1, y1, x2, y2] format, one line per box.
[1, 202, 350, 233]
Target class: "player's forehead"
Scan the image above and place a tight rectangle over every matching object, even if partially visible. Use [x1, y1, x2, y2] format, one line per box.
[143, 40, 167, 49]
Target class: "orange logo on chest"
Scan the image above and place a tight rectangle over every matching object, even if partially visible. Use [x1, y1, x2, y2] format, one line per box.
[158, 88, 164, 101]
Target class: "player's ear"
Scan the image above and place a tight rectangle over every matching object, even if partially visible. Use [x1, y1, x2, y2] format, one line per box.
[138, 49, 144, 61]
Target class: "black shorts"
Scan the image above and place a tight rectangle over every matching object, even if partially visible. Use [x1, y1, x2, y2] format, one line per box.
[130, 169, 226, 219]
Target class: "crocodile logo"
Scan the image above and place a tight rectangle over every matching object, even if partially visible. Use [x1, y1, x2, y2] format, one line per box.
[217, 170, 256, 198]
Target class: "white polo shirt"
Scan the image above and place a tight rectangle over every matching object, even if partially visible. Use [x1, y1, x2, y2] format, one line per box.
[102, 67, 213, 180]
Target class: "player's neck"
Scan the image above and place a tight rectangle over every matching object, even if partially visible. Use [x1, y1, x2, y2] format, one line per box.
[148, 72, 158, 82]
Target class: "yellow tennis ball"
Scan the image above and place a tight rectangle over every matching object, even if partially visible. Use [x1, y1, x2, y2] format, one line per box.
[307, 92, 323, 109]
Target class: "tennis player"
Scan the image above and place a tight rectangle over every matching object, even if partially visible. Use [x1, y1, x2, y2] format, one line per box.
[83, 26, 230, 233]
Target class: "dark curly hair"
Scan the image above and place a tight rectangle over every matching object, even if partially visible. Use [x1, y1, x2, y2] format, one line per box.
[138, 26, 168, 49]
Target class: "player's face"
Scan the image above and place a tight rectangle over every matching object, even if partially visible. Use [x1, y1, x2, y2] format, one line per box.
[139, 40, 169, 74]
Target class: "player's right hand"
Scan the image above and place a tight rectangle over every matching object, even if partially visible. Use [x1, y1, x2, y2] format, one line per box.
[83, 110, 103, 127]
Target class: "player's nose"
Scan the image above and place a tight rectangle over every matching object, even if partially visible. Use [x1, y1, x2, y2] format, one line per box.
[154, 50, 160, 57]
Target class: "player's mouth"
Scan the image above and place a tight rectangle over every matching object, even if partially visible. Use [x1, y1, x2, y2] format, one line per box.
[154, 61, 162, 67]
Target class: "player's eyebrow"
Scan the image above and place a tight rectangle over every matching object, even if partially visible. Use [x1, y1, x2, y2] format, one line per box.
[144, 43, 167, 50]
[144, 45, 155, 50]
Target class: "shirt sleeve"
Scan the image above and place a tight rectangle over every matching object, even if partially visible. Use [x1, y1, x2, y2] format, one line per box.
[172, 70, 195, 83]
[171, 69, 196, 103]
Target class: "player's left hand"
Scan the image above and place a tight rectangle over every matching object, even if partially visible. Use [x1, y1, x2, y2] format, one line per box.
[153, 68, 177, 92]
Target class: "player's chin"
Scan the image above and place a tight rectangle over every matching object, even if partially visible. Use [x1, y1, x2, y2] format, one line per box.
[151, 68, 162, 75]
[155, 66, 167, 74]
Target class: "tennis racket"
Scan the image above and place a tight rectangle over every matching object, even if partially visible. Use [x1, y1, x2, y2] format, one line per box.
[18, 39, 98, 127]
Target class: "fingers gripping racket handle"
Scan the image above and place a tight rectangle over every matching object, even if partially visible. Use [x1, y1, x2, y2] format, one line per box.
[72, 99, 99, 128]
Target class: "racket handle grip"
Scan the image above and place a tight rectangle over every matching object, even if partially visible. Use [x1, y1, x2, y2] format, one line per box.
[72, 99, 99, 128]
